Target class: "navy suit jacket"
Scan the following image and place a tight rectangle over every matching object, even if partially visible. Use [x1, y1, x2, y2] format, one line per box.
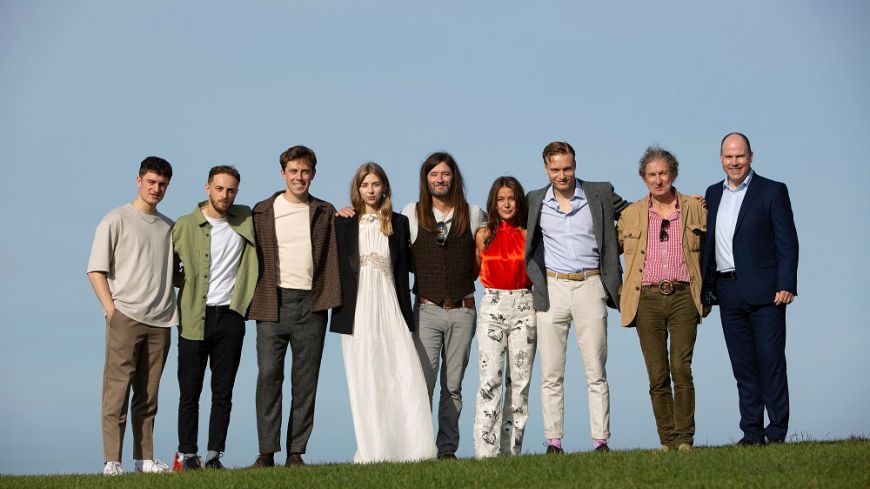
[701, 173, 799, 306]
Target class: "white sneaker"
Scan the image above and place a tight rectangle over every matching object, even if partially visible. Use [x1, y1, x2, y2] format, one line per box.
[135, 459, 170, 473]
[103, 461, 124, 476]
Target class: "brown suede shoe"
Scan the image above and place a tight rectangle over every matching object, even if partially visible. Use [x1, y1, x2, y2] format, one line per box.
[251, 453, 275, 468]
[286, 453, 306, 467]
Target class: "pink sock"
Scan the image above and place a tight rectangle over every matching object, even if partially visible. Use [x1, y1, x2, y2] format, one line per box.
[593, 439, 608, 449]
[548, 438, 562, 449]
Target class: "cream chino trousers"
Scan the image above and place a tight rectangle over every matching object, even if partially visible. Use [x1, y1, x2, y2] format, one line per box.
[537, 274, 610, 441]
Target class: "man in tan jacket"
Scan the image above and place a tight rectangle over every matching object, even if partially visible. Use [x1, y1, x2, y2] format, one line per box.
[617, 146, 707, 451]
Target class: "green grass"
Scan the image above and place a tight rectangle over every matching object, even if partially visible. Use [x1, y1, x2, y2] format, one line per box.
[2, 439, 868, 489]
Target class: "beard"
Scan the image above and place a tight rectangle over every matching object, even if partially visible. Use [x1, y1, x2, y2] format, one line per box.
[428, 183, 451, 197]
[209, 196, 230, 213]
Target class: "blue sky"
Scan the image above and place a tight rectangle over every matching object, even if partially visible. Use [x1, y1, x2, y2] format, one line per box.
[1, 0, 868, 475]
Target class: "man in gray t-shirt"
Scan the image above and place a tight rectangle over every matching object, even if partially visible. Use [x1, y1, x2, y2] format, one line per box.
[87, 157, 178, 476]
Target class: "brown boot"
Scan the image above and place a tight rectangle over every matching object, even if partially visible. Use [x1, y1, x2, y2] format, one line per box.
[286, 453, 306, 467]
[250, 453, 275, 468]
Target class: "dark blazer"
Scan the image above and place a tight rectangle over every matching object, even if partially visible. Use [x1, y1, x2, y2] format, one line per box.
[525, 180, 629, 311]
[329, 212, 414, 335]
[701, 173, 798, 306]
[248, 191, 342, 321]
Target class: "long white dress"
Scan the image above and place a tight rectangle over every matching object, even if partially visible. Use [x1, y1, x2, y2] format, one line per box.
[341, 214, 437, 463]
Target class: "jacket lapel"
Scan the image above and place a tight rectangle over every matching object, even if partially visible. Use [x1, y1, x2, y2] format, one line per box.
[350, 218, 360, 281]
[388, 215, 399, 274]
[734, 173, 761, 234]
[581, 181, 604, 250]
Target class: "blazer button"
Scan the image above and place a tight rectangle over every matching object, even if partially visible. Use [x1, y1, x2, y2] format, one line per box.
[640, 250, 645, 254]
[636, 286, 640, 290]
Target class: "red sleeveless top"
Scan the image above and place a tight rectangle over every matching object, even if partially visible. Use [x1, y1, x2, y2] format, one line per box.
[479, 221, 532, 290]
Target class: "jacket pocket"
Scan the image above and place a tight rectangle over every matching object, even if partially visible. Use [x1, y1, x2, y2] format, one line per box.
[621, 229, 642, 253]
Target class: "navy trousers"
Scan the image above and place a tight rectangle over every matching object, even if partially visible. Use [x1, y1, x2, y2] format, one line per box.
[717, 277, 789, 442]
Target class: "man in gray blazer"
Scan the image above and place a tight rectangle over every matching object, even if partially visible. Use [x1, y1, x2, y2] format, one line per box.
[525, 141, 628, 453]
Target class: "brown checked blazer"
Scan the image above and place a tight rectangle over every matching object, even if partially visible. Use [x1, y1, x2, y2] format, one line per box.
[248, 191, 342, 321]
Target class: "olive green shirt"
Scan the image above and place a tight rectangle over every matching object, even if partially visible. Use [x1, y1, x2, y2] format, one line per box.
[173, 202, 258, 340]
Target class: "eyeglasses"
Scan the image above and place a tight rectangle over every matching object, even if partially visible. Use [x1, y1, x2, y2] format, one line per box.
[435, 221, 447, 246]
[659, 219, 670, 242]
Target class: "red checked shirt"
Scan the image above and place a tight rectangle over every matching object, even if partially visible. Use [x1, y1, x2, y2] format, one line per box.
[641, 198, 691, 286]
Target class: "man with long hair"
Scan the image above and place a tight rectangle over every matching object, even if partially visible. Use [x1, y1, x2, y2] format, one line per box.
[401, 152, 486, 459]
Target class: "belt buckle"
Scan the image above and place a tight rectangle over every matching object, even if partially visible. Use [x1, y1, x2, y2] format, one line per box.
[659, 280, 674, 295]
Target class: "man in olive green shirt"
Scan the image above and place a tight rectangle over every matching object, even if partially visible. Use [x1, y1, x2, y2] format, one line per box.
[172, 165, 257, 470]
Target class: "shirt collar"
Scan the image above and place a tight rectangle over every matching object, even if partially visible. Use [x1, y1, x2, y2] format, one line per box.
[545, 179, 584, 203]
[722, 170, 754, 192]
[646, 188, 680, 209]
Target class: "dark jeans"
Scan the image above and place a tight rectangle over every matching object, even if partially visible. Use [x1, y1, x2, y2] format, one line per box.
[635, 287, 699, 447]
[177, 307, 245, 454]
[255, 288, 327, 455]
[717, 277, 789, 442]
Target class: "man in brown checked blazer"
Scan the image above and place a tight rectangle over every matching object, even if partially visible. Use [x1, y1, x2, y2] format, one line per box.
[248, 145, 341, 468]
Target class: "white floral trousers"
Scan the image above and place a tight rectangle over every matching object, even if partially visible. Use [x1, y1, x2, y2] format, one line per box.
[473, 288, 537, 458]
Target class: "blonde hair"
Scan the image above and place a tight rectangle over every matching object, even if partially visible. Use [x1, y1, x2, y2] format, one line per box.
[350, 162, 393, 236]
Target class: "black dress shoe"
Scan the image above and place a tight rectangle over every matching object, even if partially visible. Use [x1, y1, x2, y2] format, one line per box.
[286, 453, 306, 467]
[204, 457, 225, 469]
[546, 445, 564, 454]
[251, 453, 275, 468]
[437, 453, 457, 460]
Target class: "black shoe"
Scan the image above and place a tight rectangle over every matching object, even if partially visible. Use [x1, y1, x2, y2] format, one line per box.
[737, 437, 766, 446]
[766, 438, 785, 445]
[546, 444, 564, 454]
[251, 453, 275, 468]
[594, 443, 610, 453]
[437, 453, 457, 460]
[286, 453, 306, 467]
[204, 457, 225, 469]
[182, 455, 203, 470]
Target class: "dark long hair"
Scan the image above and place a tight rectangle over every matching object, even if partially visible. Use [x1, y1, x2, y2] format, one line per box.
[415, 152, 470, 237]
[483, 176, 528, 249]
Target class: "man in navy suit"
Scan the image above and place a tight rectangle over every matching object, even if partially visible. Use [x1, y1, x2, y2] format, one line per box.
[701, 132, 799, 445]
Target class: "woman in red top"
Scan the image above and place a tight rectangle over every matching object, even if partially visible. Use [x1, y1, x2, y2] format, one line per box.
[472, 176, 536, 458]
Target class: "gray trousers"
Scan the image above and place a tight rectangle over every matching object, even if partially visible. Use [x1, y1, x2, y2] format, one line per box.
[413, 302, 476, 456]
[255, 288, 327, 455]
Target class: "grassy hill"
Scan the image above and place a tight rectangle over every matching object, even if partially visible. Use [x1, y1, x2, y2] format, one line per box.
[2, 438, 867, 489]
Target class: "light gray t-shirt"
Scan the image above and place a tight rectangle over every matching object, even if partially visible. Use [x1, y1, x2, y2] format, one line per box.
[87, 203, 178, 327]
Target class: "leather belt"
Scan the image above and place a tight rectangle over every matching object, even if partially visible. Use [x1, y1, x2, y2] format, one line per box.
[417, 297, 476, 309]
[642, 280, 689, 296]
[546, 269, 600, 281]
[716, 271, 737, 280]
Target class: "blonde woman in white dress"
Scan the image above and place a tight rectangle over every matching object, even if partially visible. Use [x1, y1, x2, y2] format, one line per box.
[329, 162, 437, 463]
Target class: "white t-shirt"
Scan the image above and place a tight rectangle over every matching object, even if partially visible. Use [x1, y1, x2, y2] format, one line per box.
[204, 213, 245, 306]
[274, 196, 313, 290]
[87, 203, 178, 327]
[400, 202, 487, 244]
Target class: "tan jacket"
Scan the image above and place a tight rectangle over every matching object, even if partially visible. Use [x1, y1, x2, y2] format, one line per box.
[617, 191, 707, 327]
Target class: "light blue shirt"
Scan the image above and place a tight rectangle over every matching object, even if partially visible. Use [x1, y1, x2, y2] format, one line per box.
[540, 180, 599, 273]
[715, 170, 754, 272]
